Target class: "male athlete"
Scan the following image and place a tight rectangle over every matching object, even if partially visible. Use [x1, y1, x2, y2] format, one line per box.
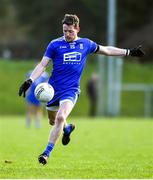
[19, 14, 144, 165]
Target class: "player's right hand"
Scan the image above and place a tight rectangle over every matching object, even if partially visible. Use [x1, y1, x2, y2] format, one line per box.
[18, 79, 33, 97]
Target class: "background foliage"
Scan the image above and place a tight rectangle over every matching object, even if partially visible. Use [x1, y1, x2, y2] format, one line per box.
[0, 58, 153, 116]
[0, 0, 153, 61]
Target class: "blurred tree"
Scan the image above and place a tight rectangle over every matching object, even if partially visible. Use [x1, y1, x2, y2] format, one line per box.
[117, 0, 153, 61]
[0, 0, 8, 17]
[1, 0, 153, 61]
[117, 0, 153, 42]
[11, 0, 106, 57]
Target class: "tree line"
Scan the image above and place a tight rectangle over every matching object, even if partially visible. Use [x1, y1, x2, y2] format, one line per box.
[0, 0, 153, 61]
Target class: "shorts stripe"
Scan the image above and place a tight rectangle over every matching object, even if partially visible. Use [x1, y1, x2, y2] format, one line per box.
[46, 93, 78, 112]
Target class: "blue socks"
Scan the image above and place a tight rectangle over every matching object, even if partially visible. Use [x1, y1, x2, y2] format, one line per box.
[43, 125, 72, 157]
[43, 142, 54, 157]
[64, 124, 72, 135]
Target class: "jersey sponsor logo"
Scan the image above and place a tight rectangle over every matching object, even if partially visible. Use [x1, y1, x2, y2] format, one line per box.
[63, 52, 82, 63]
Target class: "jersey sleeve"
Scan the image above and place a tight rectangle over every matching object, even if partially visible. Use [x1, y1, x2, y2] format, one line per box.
[88, 39, 98, 53]
[43, 41, 55, 59]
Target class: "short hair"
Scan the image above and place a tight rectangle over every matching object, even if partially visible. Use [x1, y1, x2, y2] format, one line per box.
[62, 14, 80, 28]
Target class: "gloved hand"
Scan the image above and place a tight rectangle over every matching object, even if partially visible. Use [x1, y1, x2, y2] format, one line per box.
[18, 79, 33, 97]
[128, 45, 145, 57]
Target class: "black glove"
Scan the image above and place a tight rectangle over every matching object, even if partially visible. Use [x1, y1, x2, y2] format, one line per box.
[18, 79, 33, 97]
[128, 45, 145, 57]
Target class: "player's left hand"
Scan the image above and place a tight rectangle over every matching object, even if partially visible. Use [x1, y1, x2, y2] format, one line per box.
[18, 79, 33, 97]
[129, 45, 145, 57]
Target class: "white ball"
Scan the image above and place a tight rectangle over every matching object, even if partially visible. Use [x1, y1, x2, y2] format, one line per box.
[34, 82, 54, 103]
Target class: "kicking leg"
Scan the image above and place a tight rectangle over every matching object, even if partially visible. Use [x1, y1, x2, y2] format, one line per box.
[62, 123, 75, 145]
[48, 101, 74, 144]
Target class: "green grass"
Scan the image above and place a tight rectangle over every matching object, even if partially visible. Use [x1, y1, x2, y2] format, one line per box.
[0, 58, 96, 116]
[0, 116, 153, 178]
[121, 61, 153, 116]
[0, 59, 153, 116]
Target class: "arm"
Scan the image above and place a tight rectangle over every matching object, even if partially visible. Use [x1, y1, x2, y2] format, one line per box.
[96, 45, 144, 57]
[97, 45, 127, 56]
[19, 57, 50, 97]
[30, 57, 50, 82]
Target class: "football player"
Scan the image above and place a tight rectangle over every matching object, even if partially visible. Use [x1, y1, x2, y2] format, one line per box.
[19, 14, 144, 165]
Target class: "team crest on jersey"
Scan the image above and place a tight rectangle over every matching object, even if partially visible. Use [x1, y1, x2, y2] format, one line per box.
[63, 52, 82, 64]
[80, 43, 84, 49]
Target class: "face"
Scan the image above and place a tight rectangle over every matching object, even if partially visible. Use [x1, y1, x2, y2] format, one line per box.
[63, 24, 79, 42]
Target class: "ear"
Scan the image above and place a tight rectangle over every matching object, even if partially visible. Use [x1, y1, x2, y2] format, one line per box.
[77, 26, 80, 33]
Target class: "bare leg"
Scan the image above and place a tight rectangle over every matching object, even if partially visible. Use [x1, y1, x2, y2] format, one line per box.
[38, 101, 75, 165]
[48, 101, 74, 144]
[48, 111, 57, 126]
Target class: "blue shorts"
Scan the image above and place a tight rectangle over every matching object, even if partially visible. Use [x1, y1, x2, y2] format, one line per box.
[46, 89, 79, 111]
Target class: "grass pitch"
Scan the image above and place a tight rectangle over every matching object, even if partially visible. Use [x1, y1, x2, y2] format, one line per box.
[0, 116, 152, 178]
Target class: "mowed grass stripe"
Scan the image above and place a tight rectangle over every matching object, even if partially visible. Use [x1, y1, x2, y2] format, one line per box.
[0, 116, 152, 178]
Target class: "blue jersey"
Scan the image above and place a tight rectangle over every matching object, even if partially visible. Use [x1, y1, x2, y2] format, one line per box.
[26, 71, 49, 106]
[43, 36, 97, 106]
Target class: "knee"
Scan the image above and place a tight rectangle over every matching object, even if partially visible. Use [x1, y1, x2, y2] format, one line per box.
[56, 115, 65, 124]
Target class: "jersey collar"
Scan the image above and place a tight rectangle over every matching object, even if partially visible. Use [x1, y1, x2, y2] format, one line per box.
[63, 36, 79, 42]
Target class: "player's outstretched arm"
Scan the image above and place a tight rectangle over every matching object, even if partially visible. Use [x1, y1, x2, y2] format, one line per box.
[18, 57, 50, 97]
[96, 45, 145, 57]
